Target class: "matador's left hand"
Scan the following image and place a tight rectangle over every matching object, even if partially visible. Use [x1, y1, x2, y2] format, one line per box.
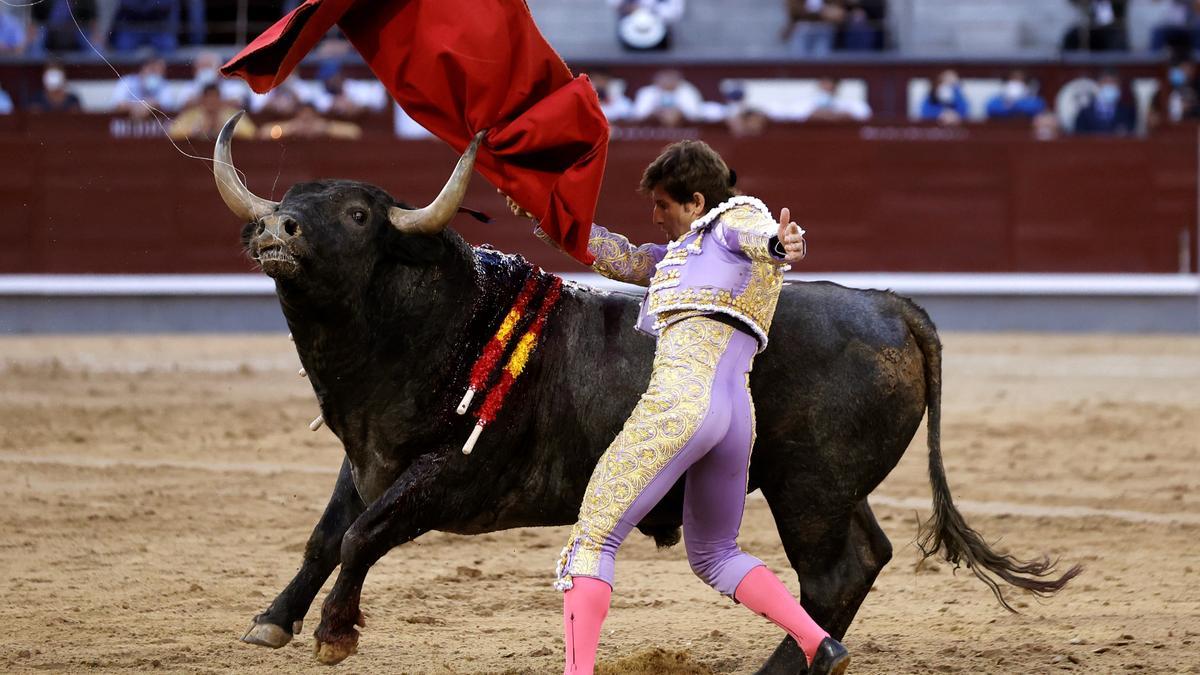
[777, 207, 806, 263]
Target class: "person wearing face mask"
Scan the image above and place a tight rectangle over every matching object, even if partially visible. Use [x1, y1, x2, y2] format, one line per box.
[796, 77, 871, 122]
[919, 69, 969, 125]
[28, 63, 83, 112]
[1074, 71, 1138, 135]
[985, 70, 1047, 120]
[1160, 59, 1199, 123]
[112, 55, 174, 118]
[174, 51, 250, 110]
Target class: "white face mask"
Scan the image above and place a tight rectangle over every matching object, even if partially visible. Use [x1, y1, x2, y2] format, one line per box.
[196, 68, 218, 85]
[936, 83, 956, 103]
[44, 69, 66, 90]
[1004, 80, 1027, 101]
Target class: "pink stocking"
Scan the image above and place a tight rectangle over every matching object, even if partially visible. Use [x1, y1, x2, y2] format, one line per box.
[733, 565, 829, 664]
[562, 577, 612, 675]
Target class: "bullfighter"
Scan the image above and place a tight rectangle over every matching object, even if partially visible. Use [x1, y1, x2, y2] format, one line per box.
[510, 139, 849, 675]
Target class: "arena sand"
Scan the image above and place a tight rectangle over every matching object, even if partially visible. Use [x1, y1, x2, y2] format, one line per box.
[0, 333, 1197, 674]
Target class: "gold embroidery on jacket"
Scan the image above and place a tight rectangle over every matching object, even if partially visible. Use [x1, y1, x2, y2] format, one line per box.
[719, 204, 778, 263]
[589, 229, 657, 286]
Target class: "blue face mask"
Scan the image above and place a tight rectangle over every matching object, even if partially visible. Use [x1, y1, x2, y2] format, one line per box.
[1098, 84, 1120, 105]
[1169, 68, 1187, 88]
[143, 74, 165, 91]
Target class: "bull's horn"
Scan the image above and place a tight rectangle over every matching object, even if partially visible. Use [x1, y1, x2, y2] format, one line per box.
[213, 111, 278, 222]
[388, 131, 485, 235]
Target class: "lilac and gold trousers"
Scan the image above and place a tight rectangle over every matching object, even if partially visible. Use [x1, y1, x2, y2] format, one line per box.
[554, 315, 764, 597]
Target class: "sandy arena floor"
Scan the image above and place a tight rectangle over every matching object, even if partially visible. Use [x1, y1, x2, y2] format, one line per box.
[0, 333, 1198, 674]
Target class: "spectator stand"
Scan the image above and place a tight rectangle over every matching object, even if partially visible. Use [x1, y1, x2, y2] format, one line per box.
[907, 73, 1161, 132]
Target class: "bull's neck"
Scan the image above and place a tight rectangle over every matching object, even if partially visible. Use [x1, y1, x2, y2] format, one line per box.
[274, 236, 528, 450]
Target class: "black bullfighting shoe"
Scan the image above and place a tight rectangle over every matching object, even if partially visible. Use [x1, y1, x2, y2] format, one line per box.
[808, 636, 850, 675]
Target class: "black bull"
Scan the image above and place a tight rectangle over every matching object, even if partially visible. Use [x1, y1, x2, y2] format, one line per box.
[215, 133, 1078, 673]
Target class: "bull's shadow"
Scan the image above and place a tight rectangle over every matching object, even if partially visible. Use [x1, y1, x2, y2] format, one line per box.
[212, 114, 1079, 673]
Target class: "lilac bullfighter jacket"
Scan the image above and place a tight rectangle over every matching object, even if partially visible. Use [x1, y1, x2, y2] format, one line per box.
[549, 196, 800, 352]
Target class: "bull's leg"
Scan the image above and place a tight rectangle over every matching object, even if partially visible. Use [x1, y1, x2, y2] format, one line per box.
[242, 457, 364, 649]
[312, 452, 446, 666]
[754, 498, 893, 675]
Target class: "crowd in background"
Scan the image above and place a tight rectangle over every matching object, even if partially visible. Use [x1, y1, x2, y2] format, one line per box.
[0, 0, 1198, 141]
[0, 1, 1197, 58]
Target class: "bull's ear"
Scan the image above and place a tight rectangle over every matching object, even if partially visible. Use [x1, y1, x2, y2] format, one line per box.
[383, 227, 447, 265]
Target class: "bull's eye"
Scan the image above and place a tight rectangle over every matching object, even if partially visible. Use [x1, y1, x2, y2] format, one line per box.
[350, 209, 367, 225]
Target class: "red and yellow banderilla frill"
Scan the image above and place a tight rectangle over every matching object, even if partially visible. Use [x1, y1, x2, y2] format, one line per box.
[460, 276, 563, 454]
[456, 272, 542, 414]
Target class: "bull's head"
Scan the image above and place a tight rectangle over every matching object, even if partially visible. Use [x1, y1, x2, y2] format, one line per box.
[212, 112, 482, 283]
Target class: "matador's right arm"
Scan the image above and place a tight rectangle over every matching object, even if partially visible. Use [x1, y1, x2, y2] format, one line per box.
[534, 223, 665, 287]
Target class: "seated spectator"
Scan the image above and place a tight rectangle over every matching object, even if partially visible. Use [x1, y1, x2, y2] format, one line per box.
[986, 70, 1047, 119]
[610, 0, 684, 51]
[31, 0, 96, 54]
[919, 69, 969, 125]
[796, 77, 872, 121]
[111, 55, 172, 117]
[0, 85, 12, 115]
[27, 62, 83, 112]
[172, 51, 250, 110]
[1074, 71, 1138, 134]
[1032, 111, 1062, 141]
[1160, 59, 1199, 122]
[249, 74, 326, 117]
[728, 108, 771, 137]
[782, 0, 843, 57]
[168, 84, 254, 141]
[589, 70, 634, 122]
[632, 69, 704, 126]
[702, 79, 748, 122]
[838, 0, 886, 51]
[259, 103, 363, 141]
[111, 0, 180, 54]
[0, 7, 27, 55]
[312, 64, 388, 117]
[1148, 0, 1200, 55]
[1063, 0, 1130, 51]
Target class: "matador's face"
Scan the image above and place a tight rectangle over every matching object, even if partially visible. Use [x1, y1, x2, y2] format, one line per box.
[650, 185, 704, 241]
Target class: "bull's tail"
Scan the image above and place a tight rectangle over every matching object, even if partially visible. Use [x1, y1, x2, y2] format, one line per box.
[900, 298, 1082, 612]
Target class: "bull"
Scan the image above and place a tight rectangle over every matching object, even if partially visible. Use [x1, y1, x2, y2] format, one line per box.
[212, 113, 1079, 672]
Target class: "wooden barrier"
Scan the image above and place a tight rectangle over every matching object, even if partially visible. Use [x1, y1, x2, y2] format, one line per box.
[0, 115, 1195, 274]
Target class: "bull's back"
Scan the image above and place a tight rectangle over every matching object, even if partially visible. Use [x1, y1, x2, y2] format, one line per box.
[749, 282, 929, 493]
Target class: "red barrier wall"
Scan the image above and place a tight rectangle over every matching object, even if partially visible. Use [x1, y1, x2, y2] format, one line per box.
[1, 116, 1195, 274]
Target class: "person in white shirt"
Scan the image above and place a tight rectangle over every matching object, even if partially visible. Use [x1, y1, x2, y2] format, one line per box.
[172, 51, 251, 110]
[632, 69, 704, 125]
[589, 71, 634, 121]
[794, 77, 872, 122]
[111, 56, 173, 117]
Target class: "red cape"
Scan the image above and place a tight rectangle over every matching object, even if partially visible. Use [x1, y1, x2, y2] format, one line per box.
[221, 0, 606, 265]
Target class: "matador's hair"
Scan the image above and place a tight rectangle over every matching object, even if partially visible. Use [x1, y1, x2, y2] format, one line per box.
[639, 140, 737, 213]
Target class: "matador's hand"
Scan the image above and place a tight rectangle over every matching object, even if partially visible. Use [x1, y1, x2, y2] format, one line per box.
[777, 207, 806, 263]
[499, 189, 536, 221]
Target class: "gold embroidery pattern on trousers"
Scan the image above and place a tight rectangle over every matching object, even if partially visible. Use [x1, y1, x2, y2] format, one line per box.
[555, 318, 735, 589]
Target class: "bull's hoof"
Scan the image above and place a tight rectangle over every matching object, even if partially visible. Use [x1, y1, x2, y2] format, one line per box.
[241, 620, 292, 649]
[313, 632, 359, 666]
